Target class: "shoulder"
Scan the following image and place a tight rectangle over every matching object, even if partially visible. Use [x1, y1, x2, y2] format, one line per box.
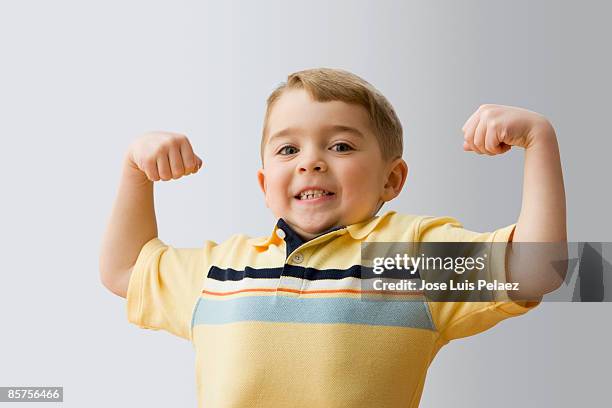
[385, 211, 461, 227]
[202, 233, 265, 255]
[369, 211, 464, 241]
[201, 232, 284, 268]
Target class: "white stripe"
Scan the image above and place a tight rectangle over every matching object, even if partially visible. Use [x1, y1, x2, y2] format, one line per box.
[203, 276, 419, 293]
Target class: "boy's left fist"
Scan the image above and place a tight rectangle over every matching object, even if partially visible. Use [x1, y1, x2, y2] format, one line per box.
[461, 104, 554, 155]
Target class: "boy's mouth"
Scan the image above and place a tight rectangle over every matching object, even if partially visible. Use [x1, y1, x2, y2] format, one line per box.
[294, 188, 335, 201]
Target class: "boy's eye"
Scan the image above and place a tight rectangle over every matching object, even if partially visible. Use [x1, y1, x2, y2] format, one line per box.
[278, 146, 299, 155]
[331, 143, 353, 152]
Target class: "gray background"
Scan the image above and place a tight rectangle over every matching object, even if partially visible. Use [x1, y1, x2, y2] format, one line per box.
[0, 0, 610, 406]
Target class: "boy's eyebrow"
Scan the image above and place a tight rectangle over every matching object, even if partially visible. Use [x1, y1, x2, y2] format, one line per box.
[269, 125, 366, 142]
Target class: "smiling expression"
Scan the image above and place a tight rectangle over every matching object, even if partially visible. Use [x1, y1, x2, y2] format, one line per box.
[257, 88, 406, 241]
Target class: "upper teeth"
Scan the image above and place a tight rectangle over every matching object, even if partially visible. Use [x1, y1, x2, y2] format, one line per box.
[299, 189, 330, 200]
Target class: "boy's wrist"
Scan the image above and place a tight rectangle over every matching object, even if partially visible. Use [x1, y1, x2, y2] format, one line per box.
[122, 154, 152, 186]
[526, 118, 557, 150]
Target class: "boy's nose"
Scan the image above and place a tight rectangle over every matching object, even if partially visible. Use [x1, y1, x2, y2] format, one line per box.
[298, 158, 328, 173]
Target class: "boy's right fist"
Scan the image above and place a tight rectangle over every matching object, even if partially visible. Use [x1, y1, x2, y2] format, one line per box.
[126, 131, 203, 182]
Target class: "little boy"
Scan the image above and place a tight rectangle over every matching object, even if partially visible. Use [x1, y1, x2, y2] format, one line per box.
[100, 68, 566, 407]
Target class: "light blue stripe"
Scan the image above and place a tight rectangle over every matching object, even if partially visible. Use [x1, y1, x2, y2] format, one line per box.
[192, 296, 435, 330]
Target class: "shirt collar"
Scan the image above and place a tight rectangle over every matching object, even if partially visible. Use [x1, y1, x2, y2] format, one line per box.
[251, 210, 397, 251]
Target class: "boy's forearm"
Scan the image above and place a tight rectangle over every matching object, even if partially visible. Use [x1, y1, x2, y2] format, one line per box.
[99, 155, 158, 291]
[513, 122, 566, 243]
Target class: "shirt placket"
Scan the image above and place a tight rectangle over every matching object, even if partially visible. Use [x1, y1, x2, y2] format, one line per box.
[276, 229, 308, 297]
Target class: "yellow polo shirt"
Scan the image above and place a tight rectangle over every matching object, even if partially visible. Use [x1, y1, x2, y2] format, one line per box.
[127, 210, 539, 407]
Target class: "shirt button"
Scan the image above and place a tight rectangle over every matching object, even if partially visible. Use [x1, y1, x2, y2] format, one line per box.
[292, 252, 304, 264]
[276, 229, 286, 239]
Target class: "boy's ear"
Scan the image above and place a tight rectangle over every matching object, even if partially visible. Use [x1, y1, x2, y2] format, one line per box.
[256, 168, 269, 207]
[382, 158, 408, 202]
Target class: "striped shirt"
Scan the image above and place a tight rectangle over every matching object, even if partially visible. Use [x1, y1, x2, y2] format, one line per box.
[127, 210, 539, 407]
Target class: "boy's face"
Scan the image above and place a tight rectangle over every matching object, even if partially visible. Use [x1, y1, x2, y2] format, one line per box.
[258, 88, 405, 241]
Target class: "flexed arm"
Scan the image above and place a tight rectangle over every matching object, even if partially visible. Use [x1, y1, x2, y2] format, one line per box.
[99, 132, 203, 298]
[462, 105, 567, 300]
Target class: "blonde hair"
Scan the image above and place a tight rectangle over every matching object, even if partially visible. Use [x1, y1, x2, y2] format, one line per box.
[260, 68, 403, 164]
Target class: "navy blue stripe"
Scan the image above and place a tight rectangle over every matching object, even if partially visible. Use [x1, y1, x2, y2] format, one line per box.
[207, 266, 283, 281]
[207, 265, 421, 281]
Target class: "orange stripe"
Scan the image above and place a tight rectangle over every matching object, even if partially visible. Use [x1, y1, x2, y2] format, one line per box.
[202, 288, 423, 296]
[202, 288, 277, 296]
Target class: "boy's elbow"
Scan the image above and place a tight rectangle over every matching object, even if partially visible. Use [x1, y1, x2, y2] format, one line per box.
[99, 272, 121, 298]
[99, 261, 132, 299]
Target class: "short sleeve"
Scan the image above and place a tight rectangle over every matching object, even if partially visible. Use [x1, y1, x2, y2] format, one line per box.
[416, 216, 541, 342]
[126, 237, 211, 341]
